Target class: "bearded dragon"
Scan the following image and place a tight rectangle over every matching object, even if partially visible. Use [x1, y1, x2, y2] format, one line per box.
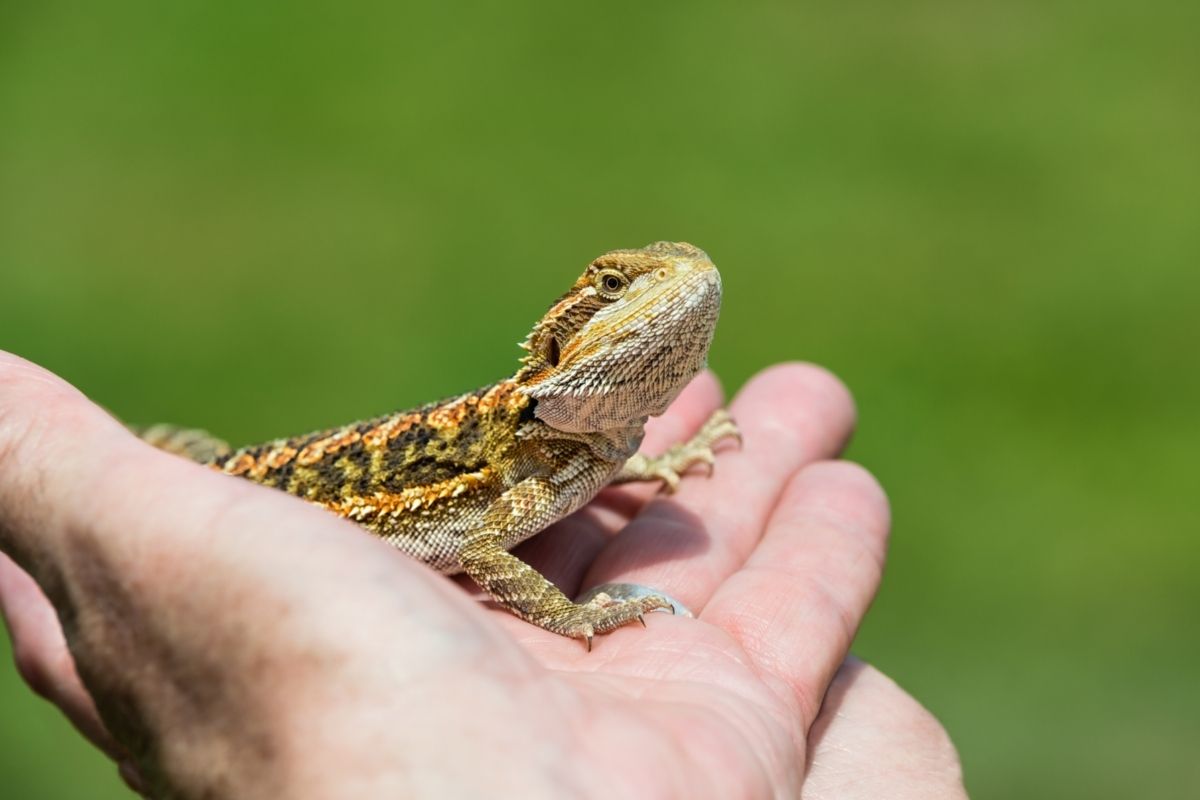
[141, 242, 737, 647]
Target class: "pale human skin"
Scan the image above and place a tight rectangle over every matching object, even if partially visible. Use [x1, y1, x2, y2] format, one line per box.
[0, 352, 966, 799]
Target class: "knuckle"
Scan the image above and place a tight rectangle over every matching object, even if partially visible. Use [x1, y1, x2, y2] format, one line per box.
[0, 355, 72, 462]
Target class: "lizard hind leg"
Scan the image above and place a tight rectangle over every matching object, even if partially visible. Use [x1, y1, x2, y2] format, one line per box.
[613, 408, 741, 493]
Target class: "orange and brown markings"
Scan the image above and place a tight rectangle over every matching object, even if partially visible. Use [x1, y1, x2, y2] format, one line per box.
[210, 380, 531, 510]
[322, 467, 494, 525]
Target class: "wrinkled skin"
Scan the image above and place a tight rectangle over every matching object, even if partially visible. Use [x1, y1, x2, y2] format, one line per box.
[0, 352, 966, 799]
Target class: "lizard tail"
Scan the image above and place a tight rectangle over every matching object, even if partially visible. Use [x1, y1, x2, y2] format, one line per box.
[132, 423, 232, 464]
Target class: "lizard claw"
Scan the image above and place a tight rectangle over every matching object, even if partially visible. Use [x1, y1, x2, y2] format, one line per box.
[613, 409, 739, 493]
[645, 409, 740, 491]
[564, 586, 678, 649]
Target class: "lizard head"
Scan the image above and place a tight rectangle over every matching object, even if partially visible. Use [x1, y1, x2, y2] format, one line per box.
[517, 241, 722, 433]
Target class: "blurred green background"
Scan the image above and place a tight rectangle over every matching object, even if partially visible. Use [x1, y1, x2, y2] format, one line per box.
[2, 1, 1197, 797]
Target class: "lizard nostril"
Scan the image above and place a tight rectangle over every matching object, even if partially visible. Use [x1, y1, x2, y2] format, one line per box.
[655, 268, 669, 281]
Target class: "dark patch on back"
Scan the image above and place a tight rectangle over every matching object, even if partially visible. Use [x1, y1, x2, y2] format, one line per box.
[218, 381, 531, 502]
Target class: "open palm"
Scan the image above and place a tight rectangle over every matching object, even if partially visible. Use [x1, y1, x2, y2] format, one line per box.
[0, 354, 962, 798]
[457, 364, 887, 795]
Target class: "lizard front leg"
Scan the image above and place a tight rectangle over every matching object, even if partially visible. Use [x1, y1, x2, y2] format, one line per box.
[459, 476, 670, 648]
[613, 409, 741, 493]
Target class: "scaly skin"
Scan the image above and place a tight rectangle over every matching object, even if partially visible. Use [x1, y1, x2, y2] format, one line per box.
[145, 242, 737, 646]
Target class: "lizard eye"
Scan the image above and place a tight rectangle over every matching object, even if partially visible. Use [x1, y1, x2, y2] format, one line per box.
[595, 269, 628, 300]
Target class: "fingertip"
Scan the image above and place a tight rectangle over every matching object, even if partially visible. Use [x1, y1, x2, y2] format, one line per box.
[741, 361, 857, 418]
[787, 461, 891, 544]
[810, 658, 967, 797]
[731, 362, 857, 456]
[766, 461, 892, 595]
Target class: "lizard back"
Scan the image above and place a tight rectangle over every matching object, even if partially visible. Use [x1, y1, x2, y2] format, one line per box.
[207, 380, 536, 571]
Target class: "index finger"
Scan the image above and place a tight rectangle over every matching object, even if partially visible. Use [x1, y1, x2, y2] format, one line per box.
[579, 363, 858, 611]
[702, 461, 891, 725]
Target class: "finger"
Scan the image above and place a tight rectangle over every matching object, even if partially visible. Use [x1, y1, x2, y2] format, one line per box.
[803, 658, 966, 799]
[504, 370, 725, 593]
[642, 370, 728, 455]
[0, 351, 132, 567]
[581, 363, 857, 610]
[583, 369, 728, 524]
[702, 461, 890, 725]
[0, 552, 123, 759]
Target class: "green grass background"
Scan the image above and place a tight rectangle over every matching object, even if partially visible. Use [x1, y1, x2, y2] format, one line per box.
[2, 1, 1197, 797]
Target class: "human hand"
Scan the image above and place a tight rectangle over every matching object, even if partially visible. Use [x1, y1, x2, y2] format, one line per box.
[0, 353, 964, 798]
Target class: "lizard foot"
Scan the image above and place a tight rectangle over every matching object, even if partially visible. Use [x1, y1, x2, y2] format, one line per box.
[560, 590, 674, 651]
[576, 582, 693, 617]
[619, 408, 742, 493]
